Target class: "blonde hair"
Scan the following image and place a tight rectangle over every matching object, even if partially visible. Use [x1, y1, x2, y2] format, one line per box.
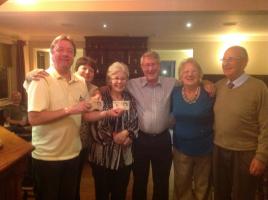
[178, 58, 203, 81]
[106, 62, 129, 84]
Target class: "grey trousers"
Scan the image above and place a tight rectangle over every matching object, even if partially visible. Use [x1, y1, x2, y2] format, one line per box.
[173, 148, 212, 200]
[213, 145, 261, 200]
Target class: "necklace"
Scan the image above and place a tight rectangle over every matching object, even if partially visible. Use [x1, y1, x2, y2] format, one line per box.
[181, 86, 200, 104]
[111, 92, 123, 101]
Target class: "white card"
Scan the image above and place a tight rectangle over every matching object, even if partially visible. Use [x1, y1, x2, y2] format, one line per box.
[113, 101, 130, 111]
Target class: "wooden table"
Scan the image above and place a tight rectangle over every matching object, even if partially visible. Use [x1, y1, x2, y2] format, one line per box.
[0, 126, 33, 200]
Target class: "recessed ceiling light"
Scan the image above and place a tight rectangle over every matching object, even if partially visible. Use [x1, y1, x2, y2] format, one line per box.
[186, 22, 192, 28]
[103, 24, 108, 28]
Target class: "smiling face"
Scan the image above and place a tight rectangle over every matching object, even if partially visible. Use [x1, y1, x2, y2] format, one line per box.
[110, 70, 128, 93]
[180, 61, 201, 87]
[77, 64, 95, 82]
[222, 47, 248, 81]
[51, 39, 75, 73]
[141, 56, 160, 84]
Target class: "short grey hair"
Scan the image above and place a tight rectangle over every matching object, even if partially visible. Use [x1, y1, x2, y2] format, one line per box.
[106, 62, 129, 84]
[178, 58, 203, 81]
[140, 51, 160, 65]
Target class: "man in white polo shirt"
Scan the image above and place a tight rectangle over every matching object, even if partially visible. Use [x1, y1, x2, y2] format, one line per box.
[27, 35, 91, 200]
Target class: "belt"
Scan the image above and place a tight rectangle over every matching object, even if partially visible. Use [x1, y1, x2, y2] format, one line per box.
[139, 129, 168, 137]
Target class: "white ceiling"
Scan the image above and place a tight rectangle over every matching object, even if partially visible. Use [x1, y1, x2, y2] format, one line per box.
[0, 1, 268, 43]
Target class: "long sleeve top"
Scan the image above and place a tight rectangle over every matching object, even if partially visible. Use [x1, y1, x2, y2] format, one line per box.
[88, 88, 139, 170]
[127, 76, 176, 134]
[214, 76, 268, 164]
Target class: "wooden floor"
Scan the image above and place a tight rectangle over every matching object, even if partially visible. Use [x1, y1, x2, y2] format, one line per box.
[23, 162, 267, 200]
[80, 162, 174, 200]
[23, 161, 174, 200]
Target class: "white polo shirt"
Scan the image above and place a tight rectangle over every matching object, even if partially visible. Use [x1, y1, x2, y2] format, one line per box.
[27, 67, 88, 161]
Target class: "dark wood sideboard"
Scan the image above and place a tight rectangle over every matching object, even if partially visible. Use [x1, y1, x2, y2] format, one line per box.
[85, 36, 148, 86]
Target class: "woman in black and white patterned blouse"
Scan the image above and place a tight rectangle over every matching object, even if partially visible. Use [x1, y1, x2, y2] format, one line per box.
[84, 62, 139, 200]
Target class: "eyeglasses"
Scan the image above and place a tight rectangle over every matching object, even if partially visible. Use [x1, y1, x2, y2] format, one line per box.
[111, 77, 127, 82]
[220, 57, 242, 63]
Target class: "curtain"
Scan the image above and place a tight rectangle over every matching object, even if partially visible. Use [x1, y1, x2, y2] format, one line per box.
[16, 40, 26, 104]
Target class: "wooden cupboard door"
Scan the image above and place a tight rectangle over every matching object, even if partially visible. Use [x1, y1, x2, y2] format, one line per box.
[86, 50, 105, 66]
[127, 50, 144, 78]
[106, 50, 127, 66]
[86, 50, 106, 78]
[85, 36, 148, 85]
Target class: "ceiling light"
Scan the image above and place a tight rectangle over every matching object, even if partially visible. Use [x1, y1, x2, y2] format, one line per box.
[220, 34, 247, 43]
[186, 22, 192, 28]
[103, 24, 107, 28]
[218, 33, 249, 61]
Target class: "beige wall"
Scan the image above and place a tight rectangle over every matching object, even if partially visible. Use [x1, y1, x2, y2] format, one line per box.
[27, 40, 85, 72]
[150, 40, 268, 75]
[26, 39, 268, 75]
[19, 38, 268, 77]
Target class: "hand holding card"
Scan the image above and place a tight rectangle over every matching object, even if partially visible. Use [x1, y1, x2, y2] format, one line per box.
[90, 99, 104, 111]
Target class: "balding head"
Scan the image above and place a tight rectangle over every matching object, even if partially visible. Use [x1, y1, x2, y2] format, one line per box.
[222, 46, 248, 81]
[225, 46, 248, 63]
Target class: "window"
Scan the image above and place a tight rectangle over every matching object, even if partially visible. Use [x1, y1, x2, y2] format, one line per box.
[160, 61, 176, 77]
[35, 49, 50, 69]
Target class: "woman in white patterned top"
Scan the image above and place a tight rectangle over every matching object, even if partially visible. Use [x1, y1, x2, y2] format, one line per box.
[84, 62, 139, 200]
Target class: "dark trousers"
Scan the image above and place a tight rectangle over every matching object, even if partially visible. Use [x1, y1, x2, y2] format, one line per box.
[132, 130, 172, 200]
[32, 156, 79, 200]
[213, 145, 261, 200]
[90, 163, 132, 200]
[75, 148, 89, 200]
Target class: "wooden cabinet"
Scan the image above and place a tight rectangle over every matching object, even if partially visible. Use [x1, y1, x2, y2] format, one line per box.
[85, 36, 147, 86]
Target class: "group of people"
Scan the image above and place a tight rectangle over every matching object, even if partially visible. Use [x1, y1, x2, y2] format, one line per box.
[23, 34, 268, 200]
